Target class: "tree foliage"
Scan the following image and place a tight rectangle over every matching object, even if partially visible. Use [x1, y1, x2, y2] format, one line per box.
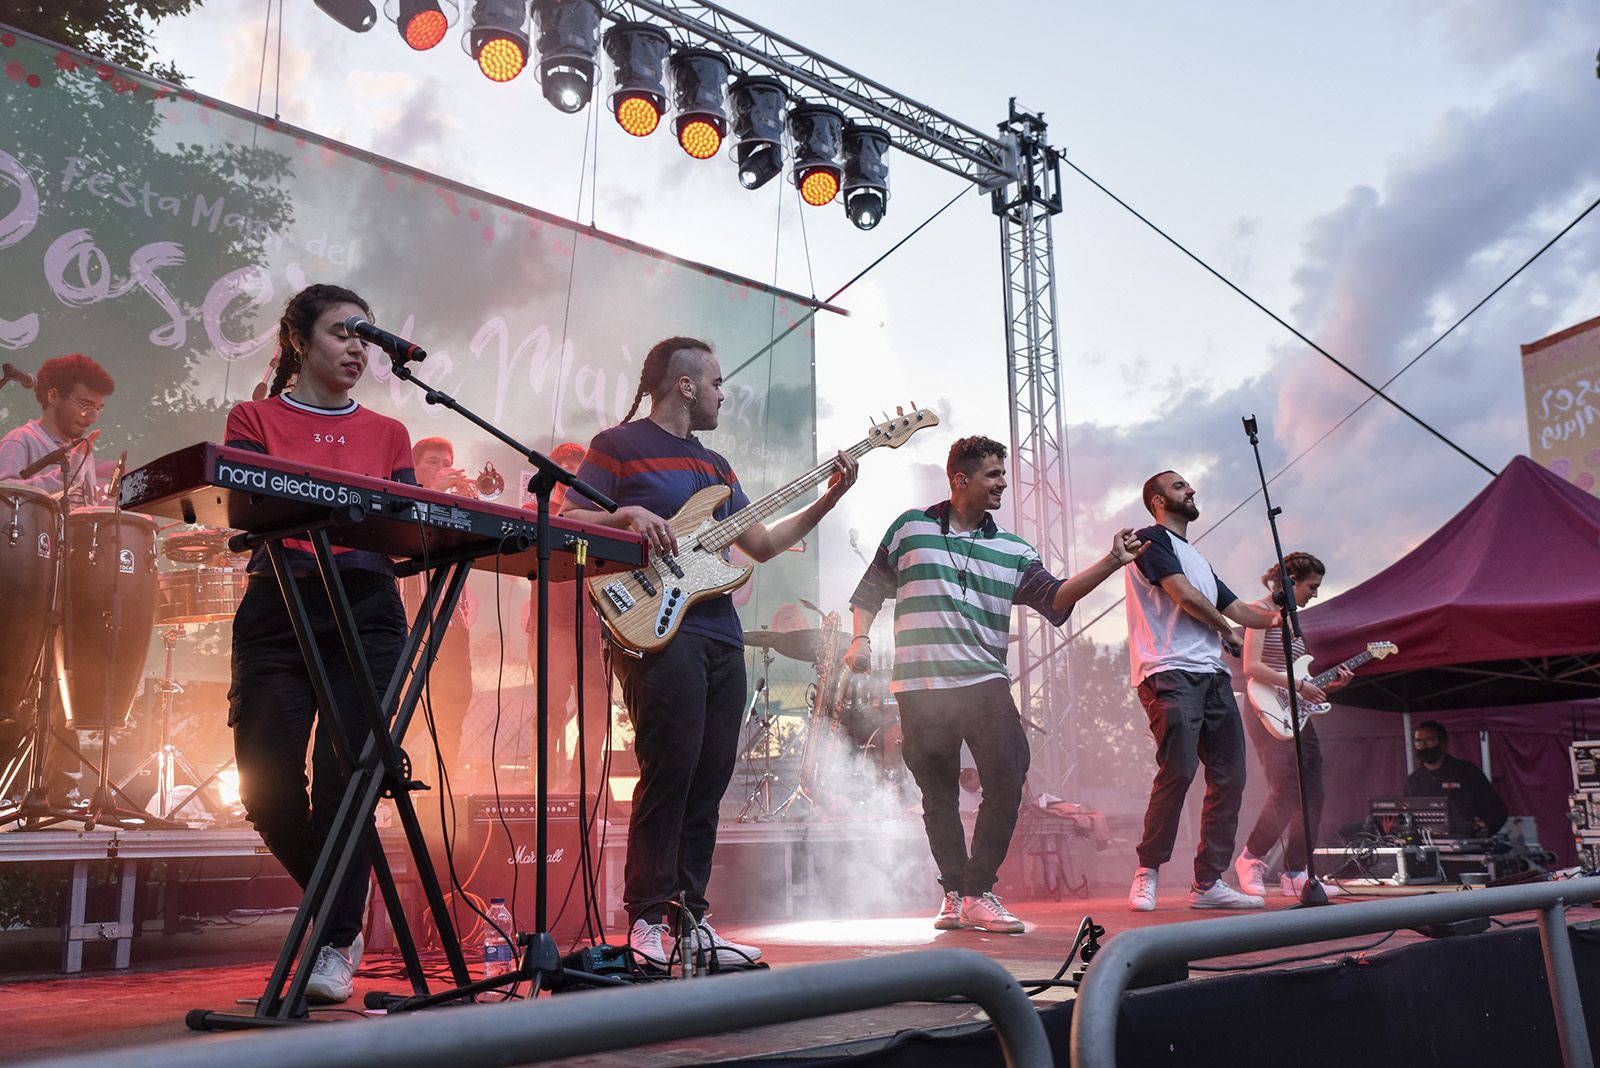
[0, 0, 198, 83]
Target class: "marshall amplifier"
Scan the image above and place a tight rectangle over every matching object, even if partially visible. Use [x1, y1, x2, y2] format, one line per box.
[402, 793, 604, 948]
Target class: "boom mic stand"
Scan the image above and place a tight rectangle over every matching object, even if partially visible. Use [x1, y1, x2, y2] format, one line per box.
[371, 349, 620, 1007]
[1241, 415, 1327, 908]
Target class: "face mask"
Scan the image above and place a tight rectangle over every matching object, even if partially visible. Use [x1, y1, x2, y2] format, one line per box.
[1416, 745, 1444, 764]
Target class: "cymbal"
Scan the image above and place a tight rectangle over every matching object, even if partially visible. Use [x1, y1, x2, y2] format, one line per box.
[746, 627, 822, 662]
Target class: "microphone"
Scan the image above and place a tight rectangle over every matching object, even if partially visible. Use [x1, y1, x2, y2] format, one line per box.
[108, 450, 129, 505]
[343, 316, 427, 363]
[19, 428, 100, 479]
[2, 363, 36, 389]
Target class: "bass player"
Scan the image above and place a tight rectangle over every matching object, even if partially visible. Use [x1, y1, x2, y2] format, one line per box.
[561, 336, 857, 969]
[1233, 551, 1352, 898]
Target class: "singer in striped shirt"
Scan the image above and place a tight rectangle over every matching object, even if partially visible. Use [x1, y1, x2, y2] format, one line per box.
[849, 434, 1144, 934]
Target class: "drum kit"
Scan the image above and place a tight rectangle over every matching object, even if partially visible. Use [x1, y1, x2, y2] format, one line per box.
[0, 478, 248, 829]
[736, 610, 902, 823]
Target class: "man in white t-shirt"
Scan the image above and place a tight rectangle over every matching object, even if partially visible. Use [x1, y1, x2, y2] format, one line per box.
[0, 353, 114, 507]
[1124, 470, 1278, 912]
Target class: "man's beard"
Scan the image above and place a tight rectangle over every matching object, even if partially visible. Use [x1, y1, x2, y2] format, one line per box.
[1177, 499, 1199, 521]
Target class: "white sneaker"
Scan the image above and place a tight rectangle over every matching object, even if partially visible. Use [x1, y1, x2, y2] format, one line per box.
[685, 920, 762, 966]
[934, 890, 964, 930]
[960, 892, 1025, 933]
[1128, 866, 1159, 912]
[629, 918, 671, 969]
[1234, 852, 1268, 898]
[303, 935, 361, 1004]
[1281, 871, 1345, 898]
[1189, 880, 1265, 909]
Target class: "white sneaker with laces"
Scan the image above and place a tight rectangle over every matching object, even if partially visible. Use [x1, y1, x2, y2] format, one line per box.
[1281, 871, 1345, 898]
[1128, 866, 1159, 912]
[934, 890, 964, 930]
[303, 934, 362, 1004]
[1189, 880, 1265, 909]
[687, 920, 763, 966]
[1234, 851, 1268, 898]
[960, 892, 1025, 933]
[629, 918, 672, 969]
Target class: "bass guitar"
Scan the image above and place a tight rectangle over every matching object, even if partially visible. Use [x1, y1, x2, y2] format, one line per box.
[1247, 641, 1397, 741]
[590, 405, 938, 654]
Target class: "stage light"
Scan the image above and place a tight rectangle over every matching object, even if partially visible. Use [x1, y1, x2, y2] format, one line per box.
[842, 123, 890, 230]
[388, 0, 456, 51]
[669, 49, 731, 160]
[532, 0, 602, 114]
[788, 103, 844, 207]
[604, 22, 671, 137]
[316, 0, 378, 32]
[463, 0, 529, 82]
[729, 75, 788, 190]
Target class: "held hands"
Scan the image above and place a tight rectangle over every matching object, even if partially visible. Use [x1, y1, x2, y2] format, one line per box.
[822, 450, 860, 503]
[623, 505, 678, 556]
[1109, 528, 1147, 565]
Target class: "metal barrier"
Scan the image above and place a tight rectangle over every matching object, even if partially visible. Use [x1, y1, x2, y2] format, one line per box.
[1072, 876, 1600, 1068]
[26, 947, 1051, 1068]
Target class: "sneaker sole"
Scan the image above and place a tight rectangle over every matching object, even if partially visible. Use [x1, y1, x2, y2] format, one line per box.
[934, 918, 965, 930]
[1189, 899, 1264, 909]
[963, 920, 1025, 933]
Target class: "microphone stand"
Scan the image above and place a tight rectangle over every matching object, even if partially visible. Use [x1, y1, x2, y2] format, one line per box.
[381, 350, 619, 996]
[1241, 415, 1326, 908]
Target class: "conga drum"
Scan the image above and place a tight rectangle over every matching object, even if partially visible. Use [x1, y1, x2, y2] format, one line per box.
[0, 482, 58, 723]
[55, 508, 159, 730]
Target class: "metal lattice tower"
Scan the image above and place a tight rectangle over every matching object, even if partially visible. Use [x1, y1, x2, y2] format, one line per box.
[601, 3, 1075, 794]
[992, 106, 1074, 799]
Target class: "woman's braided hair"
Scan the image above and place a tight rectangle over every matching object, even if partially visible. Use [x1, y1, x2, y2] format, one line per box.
[267, 284, 372, 398]
[619, 336, 713, 424]
[1261, 550, 1325, 591]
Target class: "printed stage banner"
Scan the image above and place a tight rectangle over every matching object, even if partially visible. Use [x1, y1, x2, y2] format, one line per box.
[1521, 314, 1600, 497]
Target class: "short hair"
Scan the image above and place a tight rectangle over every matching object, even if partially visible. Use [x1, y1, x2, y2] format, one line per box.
[1261, 551, 1326, 591]
[551, 441, 586, 467]
[34, 353, 114, 409]
[1416, 720, 1448, 745]
[412, 436, 454, 463]
[946, 435, 1006, 481]
[1141, 470, 1177, 517]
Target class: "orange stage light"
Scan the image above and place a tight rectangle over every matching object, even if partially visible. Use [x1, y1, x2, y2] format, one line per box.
[402, 9, 448, 49]
[678, 118, 722, 160]
[477, 36, 526, 82]
[799, 167, 840, 207]
[615, 94, 662, 137]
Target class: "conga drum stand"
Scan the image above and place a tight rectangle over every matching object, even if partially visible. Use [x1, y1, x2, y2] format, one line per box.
[116, 625, 224, 820]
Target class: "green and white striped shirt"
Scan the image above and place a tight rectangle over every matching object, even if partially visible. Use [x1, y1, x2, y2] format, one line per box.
[850, 502, 1068, 693]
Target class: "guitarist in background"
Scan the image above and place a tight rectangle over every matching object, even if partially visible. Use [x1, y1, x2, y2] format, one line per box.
[1233, 552, 1353, 899]
[562, 336, 858, 969]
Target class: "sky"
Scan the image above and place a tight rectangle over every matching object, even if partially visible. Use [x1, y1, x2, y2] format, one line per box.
[143, 0, 1600, 642]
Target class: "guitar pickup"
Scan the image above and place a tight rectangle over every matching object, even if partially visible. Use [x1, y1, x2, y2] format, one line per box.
[659, 551, 685, 579]
[631, 569, 658, 597]
[600, 581, 635, 613]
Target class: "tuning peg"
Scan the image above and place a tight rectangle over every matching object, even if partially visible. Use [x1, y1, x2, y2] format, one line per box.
[895, 405, 904, 417]
[881, 410, 892, 424]
[910, 401, 918, 410]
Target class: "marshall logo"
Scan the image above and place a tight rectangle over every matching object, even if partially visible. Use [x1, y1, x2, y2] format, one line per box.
[509, 845, 566, 866]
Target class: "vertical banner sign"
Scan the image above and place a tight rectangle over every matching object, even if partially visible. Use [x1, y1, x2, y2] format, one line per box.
[0, 28, 820, 722]
[1521, 315, 1600, 497]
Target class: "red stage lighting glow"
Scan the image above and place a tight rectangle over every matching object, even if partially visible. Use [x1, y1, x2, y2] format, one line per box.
[402, 9, 448, 50]
[678, 118, 721, 159]
[477, 36, 526, 81]
[615, 93, 661, 136]
[798, 166, 840, 206]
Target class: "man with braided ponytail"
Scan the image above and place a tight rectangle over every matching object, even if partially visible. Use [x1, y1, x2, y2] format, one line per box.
[562, 336, 859, 969]
[224, 284, 416, 1004]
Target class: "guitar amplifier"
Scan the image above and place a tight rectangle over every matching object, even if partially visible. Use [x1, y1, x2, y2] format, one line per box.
[407, 794, 605, 947]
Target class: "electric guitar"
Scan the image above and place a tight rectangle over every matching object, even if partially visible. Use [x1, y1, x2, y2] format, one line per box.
[1247, 641, 1398, 741]
[589, 405, 939, 654]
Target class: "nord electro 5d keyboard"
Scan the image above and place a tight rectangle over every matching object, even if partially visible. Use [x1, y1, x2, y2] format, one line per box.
[120, 442, 643, 581]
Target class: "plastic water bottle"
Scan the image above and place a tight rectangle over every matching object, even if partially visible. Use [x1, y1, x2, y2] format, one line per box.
[482, 898, 515, 980]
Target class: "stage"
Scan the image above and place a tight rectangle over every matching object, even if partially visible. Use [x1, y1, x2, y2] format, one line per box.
[6, 874, 1596, 1067]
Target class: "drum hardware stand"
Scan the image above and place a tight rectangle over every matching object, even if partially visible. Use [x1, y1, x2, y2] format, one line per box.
[1243, 414, 1326, 908]
[0, 451, 166, 831]
[737, 647, 779, 822]
[116, 625, 226, 821]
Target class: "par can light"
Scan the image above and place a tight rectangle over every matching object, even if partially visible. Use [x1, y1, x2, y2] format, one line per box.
[388, 0, 456, 50]
[788, 103, 844, 207]
[669, 49, 731, 160]
[464, 0, 529, 82]
[604, 22, 671, 137]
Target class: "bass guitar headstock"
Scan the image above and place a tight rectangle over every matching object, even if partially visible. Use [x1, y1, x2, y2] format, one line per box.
[867, 404, 940, 449]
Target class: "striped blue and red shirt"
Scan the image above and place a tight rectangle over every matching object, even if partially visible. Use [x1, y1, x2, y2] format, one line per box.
[564, 418, 750, 648]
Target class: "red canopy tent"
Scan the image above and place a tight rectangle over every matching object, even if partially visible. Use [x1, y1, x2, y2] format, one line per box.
[1296, 456, 1600, 864]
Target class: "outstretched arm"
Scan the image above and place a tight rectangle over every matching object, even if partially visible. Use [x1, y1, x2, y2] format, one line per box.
[1050, 527, 1146, 614]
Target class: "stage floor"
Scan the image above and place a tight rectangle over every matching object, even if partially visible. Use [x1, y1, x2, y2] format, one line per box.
[0, 883, 1500, 1066]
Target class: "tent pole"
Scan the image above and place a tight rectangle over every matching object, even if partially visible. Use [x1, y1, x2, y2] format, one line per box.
[1402, 711, 1414, 774]
[1480, 730, 1492, 777]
